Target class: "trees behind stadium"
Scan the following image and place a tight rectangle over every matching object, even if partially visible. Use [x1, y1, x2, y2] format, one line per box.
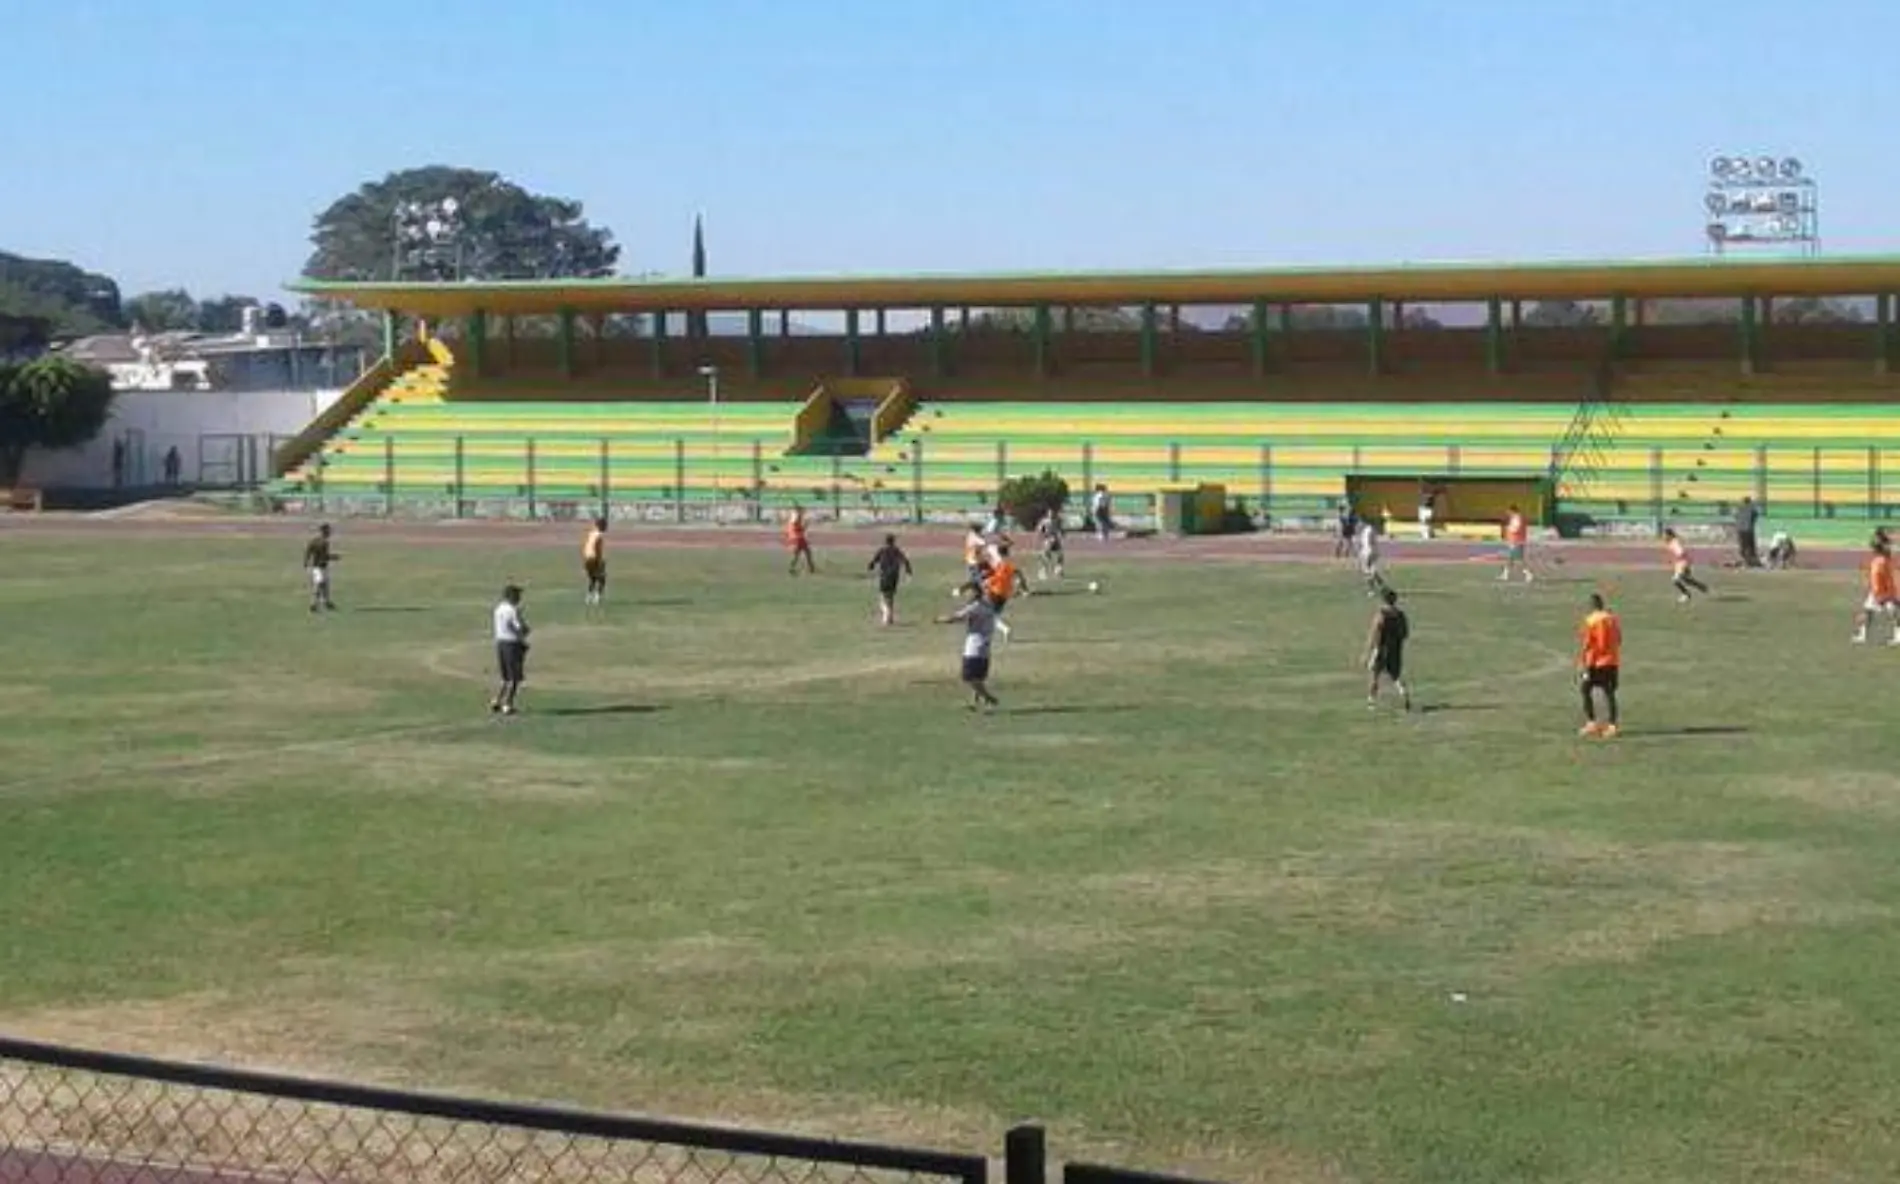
[0, 355, 115, 486]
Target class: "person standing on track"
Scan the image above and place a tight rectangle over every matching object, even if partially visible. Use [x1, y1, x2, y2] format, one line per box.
[1363, 588, 1412, 712]
[582, 517, 608, 606]
[303, 523, 338, 613]
[1735, 497, 1762, 568]
[867, 533, 913, 627]
[785, 505, 816, 575]
[1578, 592, 1623, 739]
[1499, 505, 1533, 583]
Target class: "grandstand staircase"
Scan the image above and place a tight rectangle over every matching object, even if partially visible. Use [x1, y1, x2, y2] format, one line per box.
[1546, 359, 1628, 504]
[276, 350, 452, 491]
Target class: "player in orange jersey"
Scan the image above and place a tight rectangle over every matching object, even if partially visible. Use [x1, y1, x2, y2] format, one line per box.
[785, 504, 815, 576]
[1663, 528, 1710, 604]
[982, 540, 1027, 643]
[1498, 505, 1533, 583]
[1577, 592, 1623, 738]
[581, 517, 608, 606]
[1853, 539, 1899, 645]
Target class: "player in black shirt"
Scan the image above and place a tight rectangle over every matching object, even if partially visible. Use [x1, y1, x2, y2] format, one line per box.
[303, 523, 337, 613]
[867, 534, 914, 627]
[1363, 587, 1411, 711]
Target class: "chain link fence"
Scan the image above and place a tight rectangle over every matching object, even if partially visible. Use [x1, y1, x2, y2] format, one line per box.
[0, 1038, 988, 1184]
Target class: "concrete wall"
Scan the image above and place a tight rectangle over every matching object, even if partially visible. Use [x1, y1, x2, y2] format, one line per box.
[21, 388, 342, 489]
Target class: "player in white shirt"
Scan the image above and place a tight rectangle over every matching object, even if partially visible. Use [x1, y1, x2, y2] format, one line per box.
[936, 588, 1000, 710]
[1355, 520, 1388, 597]
[490, 584, 531, 716]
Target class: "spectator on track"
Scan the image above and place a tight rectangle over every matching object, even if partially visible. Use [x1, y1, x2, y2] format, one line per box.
[1735, 497, 1762, 568]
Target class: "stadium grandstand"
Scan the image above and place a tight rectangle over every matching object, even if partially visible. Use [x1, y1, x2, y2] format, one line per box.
[280, 256, 1900, 536]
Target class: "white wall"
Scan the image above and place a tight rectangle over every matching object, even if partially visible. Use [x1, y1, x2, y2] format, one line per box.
[21, 388, 343, 488]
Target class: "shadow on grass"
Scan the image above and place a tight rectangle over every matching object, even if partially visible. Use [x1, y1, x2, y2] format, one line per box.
[540, 703, 666, 718]
[1625, 725, 1751, 740]
[1419, 703, 1503, 715]
[352, 606, 433, 614]
[1004, 704, 1142, 717]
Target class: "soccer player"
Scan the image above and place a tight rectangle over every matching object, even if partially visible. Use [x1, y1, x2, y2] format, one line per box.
[1853, 539, 1899, 645]
[867, 533, 913, 627]
[1663, 528, 1710, 603]
[936, 587, 1000, 711]
[1499, 505, 1533, 583]
[1577, 593, 1623, 738]
[582, 517, 608, 606]
[785, 505, 815, 575]
[491, 584, 531, 716]
[1363, 588, 1412, 712]
[1091, 484, 1114, 541]
[303, 523, 337, 613]
[1355, 519, 1388, 597]
[1334, 499, 1358, 560]
[960, 521, 991, 595]
[1036, 509, 1066, 583]
[984, 540, 1026, 643]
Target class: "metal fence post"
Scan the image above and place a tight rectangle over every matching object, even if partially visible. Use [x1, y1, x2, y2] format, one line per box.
[315, 453, 326, 516]
[1813, 446, 1822, 518]
[1081, 441, 1093, 500]
[599, 437, 610, 522]
[1649, 446, 1663, 528]
[1755, 444, 1768, 509]
[526, 438, 538, 520]
[1168, 441, 1181, 483]
[1869, 445, 1879, 520]
[752, 440, 764, 524]
[912, 437, 924, 525]
[674, 438, 686, 524]
[996, 440, 1007, 496]
[454, 435, 466, 518]
[1004, 1125, 1046, 1184]
[831, 453, 843, 519]
[1261, 442, 1272, 518]
[383, 436, 395, 518]
[1448, 444, 1461, 475]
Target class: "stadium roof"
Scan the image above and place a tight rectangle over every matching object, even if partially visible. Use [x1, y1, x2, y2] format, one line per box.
[290, 254, 1900, 317]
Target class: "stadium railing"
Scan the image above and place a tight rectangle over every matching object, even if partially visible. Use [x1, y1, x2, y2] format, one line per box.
[0, 1037, 1224, 1184]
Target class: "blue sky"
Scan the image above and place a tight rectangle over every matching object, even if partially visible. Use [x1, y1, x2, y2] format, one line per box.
[2, 0, 1894, 300]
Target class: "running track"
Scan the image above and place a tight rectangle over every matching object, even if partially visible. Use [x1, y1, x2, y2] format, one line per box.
[0, 512, 1877, 572]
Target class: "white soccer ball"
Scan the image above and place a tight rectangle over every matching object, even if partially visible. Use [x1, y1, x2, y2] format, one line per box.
[1088, 581, 1101, 594]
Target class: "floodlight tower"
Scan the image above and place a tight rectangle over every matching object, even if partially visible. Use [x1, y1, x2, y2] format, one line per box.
[390, 198, 466, 280]
[1704, 156, 1819, 257]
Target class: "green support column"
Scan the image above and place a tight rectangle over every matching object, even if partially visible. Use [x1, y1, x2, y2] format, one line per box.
[1878, 293, 1895, 374]
[466, 310, 487, 377]
[746, 308, 764, 378]
[1140, 303, 1158, 378]
[1033, 304, 1052, 378]
[1485, 296, 1503, 374]
[1740, 296, 1760, 374]
[1367, 298, 1385, 376]
[929, 306, 947, 377]
[1062, 306, 1076, 335]
[1168, 304, 1182, 334]
[875, 308, 887, 337]
[1278, 304, 1293, 335]
[1610, 295, 1628, 359]
[779, 310, 791, 338]
[504, 316, 517, 370]
[382, 311, 399, 357]
[845, 309, 861, 377]
[557, 308, 576, 378]
[959, 307, 971, 334]
[1249, 297, 1270, 378]
[650, 310, 667, 379]
[1510, 300, 1523, 329]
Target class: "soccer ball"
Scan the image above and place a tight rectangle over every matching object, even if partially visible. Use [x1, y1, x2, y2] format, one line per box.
[1088, 581, 1101, 594]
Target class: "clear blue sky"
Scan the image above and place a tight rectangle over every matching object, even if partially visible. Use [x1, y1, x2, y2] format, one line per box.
[2, 0, 1894, 300]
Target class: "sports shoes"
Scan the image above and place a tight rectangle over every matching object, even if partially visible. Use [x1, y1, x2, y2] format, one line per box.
[1600, 724, 1620, 739]
[1579, 722, 1604, 738]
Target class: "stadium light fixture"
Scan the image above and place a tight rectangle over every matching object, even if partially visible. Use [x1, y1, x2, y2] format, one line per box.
[1703, 153, 1818, 257]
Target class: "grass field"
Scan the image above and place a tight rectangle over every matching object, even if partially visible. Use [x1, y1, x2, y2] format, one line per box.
[2, 525, 1898, 1184]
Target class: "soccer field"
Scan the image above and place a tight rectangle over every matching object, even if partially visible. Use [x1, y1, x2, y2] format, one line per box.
[1, 523, 1897, 1184]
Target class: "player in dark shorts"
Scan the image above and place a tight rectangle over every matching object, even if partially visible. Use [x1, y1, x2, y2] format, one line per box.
[1363, 587, 1411, 711]
[303, 523, 337, 613]
[867, 534, 914, 627]
[491, 584, 531, 716]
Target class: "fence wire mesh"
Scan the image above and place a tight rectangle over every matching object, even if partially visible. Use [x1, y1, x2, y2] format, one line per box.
[0, 1041, 986, 1184]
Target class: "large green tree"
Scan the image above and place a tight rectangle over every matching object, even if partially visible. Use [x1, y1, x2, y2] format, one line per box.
[303, 166, 620, 282]
[0, 355, 116, 485]
[0, 251, 125, 336]
[125, 289, 199, 332]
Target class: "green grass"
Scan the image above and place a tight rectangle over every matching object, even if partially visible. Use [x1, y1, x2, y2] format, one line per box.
[2, 530, 1898, 1183]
